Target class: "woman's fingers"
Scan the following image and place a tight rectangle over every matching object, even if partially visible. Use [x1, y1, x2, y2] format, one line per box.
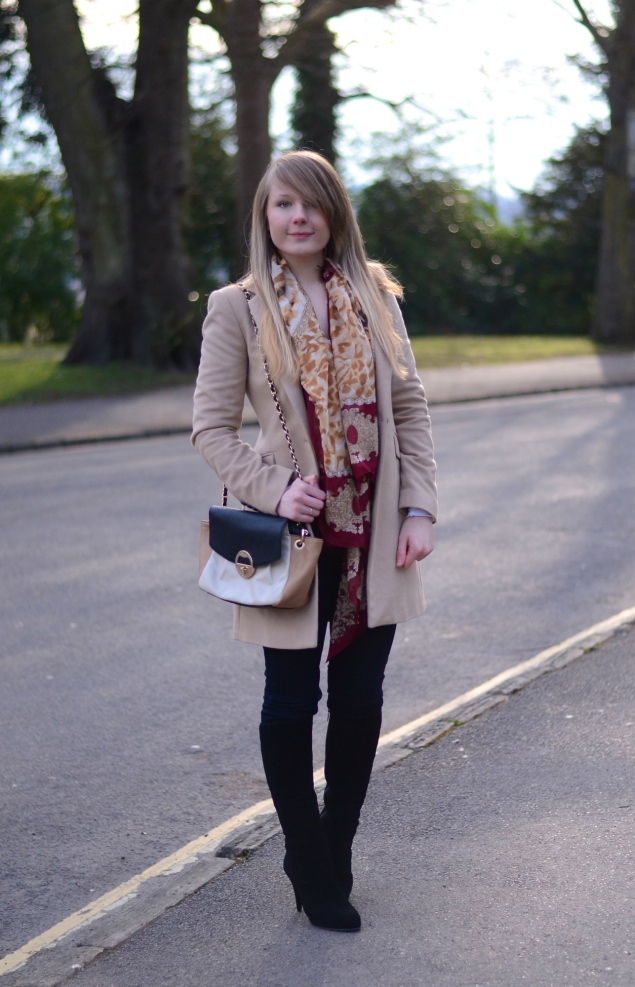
[396, 531, 415, 568]
[277, 476, 325, 522]
[397, 539, 419, 569]
[295, 479, 325, 520]
[300, 478, 325, 505]
[396, 517, 434, 568]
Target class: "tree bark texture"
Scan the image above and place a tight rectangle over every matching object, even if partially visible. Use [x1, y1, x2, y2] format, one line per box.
[18, 0, 198, 366]
[127, 0, 197, 365]
[291, 20, 339, 162]
[223, 0, 277, 269]
[591, 0, 635, 344]
[18, 0, 129, 363]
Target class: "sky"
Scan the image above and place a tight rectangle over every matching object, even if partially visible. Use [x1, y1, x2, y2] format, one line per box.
[75, 0, 613, 198]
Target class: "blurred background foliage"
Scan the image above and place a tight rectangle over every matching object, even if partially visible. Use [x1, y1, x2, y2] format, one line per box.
[0, 111, 604, 343]
[182, 113, 606, 338]
[515, 124, 605, 337]
[0, 0, 635, 371]
[357, 153, 519, 335]
[0, 171, 79, 342]
[0, 0, 606, 349]
[356, 122, 604, 335]
[188, 109, 238, 292]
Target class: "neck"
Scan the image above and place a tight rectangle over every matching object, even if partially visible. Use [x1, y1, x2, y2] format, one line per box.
[282, 253, 324, 288]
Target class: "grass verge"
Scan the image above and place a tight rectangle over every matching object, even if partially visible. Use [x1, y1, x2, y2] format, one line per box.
[408, 335, 631, 369]
[0, 344, 195, 405]
[1, 336, 632, 405]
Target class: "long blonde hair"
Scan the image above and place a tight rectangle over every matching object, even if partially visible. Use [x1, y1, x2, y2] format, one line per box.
[245, 150, 406, 380]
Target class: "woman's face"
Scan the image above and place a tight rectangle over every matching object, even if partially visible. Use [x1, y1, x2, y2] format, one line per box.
[266, 181, 330, 267]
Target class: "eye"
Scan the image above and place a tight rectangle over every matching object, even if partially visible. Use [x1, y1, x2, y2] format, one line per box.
[277, 199, 291, 208]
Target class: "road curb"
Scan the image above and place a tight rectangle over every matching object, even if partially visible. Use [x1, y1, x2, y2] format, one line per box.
[2, 609, 634, 985]
[2, 379, 633, 455]
[0, 426, 194, 455]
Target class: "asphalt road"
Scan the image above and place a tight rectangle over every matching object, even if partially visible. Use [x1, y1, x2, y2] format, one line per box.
[67, 622, 635, 987]
[2, 386, 634, 959]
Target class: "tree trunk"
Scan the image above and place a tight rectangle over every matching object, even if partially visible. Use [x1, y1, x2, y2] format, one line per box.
[291, 21, 339, 162]
[18, 0, 198, 367]
[593, 1, 635, 344]
[126, 0, 198, 366]
[18, 0, 129, 363]
[224, 0, 277, 270]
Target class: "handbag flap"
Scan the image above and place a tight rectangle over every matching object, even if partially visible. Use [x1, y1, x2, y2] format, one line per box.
[209, 507, 289, 566]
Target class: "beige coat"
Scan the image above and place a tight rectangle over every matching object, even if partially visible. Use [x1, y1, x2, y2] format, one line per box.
[192, 284, 437, 649]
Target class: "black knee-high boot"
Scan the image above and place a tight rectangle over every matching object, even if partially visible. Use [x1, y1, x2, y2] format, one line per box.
[259, 719, 361, 931]
[321, 710, 382, 897]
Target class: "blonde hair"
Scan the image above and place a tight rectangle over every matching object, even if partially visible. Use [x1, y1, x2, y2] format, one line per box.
[245, 150, 406, 380]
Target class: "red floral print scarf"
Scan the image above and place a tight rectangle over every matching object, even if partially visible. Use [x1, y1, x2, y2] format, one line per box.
[272, 256, 379, 658]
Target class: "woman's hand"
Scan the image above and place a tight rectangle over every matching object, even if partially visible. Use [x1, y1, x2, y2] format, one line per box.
[396, 516, 434, 569]
[276, 474, 326, 524]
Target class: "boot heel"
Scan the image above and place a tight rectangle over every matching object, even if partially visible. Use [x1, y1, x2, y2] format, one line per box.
[284, 852, 303, 912]
[283, 847, 360, 931]
[293, 886, 302, 912]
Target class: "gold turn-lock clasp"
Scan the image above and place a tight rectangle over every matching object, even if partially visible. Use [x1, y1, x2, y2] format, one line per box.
[235, 550, 255, 579]
[295, 528, 309, 549]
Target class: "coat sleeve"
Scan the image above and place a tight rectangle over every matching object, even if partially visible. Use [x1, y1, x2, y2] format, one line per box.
[191, 288, 297, 514]
[385, 293, 438, 521]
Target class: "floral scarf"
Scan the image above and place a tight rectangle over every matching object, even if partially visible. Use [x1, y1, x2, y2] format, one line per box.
[272, 255, 379, 659]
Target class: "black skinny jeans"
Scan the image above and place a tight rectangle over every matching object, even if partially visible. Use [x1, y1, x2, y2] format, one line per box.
[261, 550, 396, 725]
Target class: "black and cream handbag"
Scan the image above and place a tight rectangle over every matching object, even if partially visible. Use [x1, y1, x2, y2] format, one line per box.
[198, 287, 323, 609]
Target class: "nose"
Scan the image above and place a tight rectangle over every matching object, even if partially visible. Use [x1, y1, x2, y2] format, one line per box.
[291, 202, 309, 224]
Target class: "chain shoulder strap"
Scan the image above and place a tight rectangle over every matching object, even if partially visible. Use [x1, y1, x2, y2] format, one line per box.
[220, 286, 304, 507]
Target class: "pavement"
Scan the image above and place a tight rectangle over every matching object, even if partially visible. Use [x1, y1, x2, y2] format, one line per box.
[7, 615, 633, 987]
[1, 350, 634, 452]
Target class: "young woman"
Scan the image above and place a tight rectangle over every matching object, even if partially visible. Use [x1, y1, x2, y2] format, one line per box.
[192, 150, 437, 932]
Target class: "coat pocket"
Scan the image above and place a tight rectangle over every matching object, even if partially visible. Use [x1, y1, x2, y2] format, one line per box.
[260, 453, 276, 466]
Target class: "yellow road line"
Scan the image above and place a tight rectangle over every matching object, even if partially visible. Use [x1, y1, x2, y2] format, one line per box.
[2, 604, 634, 977]
[0, 798, 275, 976]
[379, 604, 635, 749]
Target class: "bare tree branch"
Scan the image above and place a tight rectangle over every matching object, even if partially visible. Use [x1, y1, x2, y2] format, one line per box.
[342, 89, 443, 122]
[568, 0, 610, 53]
[298, 0, 395, 20]
[275, 0, 397, 70]
[194, 0, 401, 74]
